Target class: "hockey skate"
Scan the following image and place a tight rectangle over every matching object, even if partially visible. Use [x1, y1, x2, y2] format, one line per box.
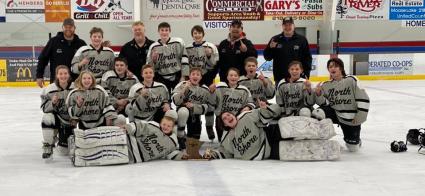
[346, 140, 361, 152]
[42, 142, 53, 160]
[68, 136, 76, 161]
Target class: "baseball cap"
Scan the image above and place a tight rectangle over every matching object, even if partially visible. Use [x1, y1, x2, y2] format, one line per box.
[230, 19, 243, 27]
[63, 18, 75, 26]
[282, 17, 294, 25]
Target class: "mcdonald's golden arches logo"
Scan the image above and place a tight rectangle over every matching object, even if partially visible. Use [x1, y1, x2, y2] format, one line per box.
[17, 67, 32, 78]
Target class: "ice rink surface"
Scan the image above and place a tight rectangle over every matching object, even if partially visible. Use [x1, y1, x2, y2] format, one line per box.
[1, 80, 425, 196]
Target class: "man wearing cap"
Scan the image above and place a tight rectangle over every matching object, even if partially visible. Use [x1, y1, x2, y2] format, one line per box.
[119, 21, 154, 81]
[264, 17, 312, 84]
[36, 18, 86, 87]
[217, 20, 257, 82]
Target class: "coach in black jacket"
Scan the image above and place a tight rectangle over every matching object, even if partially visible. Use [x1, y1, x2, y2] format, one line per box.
[36, 18, 86, 87]
[119, 21, 154, 81]
[264, 17, 312, 84]
[217, 20, 257, 82]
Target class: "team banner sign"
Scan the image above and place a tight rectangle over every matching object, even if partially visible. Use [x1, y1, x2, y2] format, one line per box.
[389, 0, 425, 20]
[203, 0, 264, 21]
[5, 0, 45, 22]
[336, 0, 389, 20]
[368, 53, 414, 75]
[72, 0, 134, 22]
[263, 0, 324, 21]
[146, 0, 203, 21]
[7, 58, 38, 82]
[45, 0, 71, 22]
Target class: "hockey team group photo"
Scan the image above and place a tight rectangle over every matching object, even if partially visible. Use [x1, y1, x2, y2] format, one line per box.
[36, 17, 371, 166]
[2, 0, 425, 195]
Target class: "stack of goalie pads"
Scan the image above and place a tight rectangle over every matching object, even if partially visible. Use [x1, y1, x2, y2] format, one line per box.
[278, 116, 341, 161]
[70, 126, 129, 166]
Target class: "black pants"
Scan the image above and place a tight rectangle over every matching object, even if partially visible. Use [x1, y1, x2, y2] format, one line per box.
[264, 124, 281, 160]
[320, 106, 361, 145]
[154, 71, 181, 96]
[186, 114, 202, 139]
[200, 70, 217, 86]
[153, 109, 166, 124]
[215, 117, 224, 142]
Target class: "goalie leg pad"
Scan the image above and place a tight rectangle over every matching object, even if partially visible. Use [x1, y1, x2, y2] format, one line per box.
[73, 145, 129, 167]
[279, 140, 341, 161]
[278, 116, 336, 140]
[74, 126, 127, 149]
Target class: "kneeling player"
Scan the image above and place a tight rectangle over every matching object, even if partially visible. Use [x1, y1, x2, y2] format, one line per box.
[315, 58, 370, 152]
[101, 57, 138, 115]
[172, 67, 212, 149]
[127, 64, 171, 123]
[66, 71, 118, 129]
[238, 57, 275, 106]
[41, 65, 75, 159]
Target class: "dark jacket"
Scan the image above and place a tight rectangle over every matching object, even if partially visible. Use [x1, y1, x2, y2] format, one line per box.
[36, 32, 86, 82]
[263, 32, 312, 84]
[118, 38, 154, 81]
[217, 37, 257, 81]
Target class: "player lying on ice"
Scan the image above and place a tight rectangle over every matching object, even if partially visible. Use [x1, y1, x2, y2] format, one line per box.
[70, 110, 188, 166]
[203, 99, 342, 161]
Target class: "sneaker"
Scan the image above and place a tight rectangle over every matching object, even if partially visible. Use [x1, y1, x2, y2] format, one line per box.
[42, 143, 53, 159]
[206, 126, 215, 141]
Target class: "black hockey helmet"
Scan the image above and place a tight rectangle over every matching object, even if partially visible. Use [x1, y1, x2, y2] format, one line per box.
[406, 129, 422, 145]
[390, 141, 407, 152]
